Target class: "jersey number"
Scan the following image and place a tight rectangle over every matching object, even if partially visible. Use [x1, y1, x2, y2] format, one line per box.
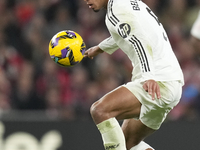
[146, 7, 167, 41]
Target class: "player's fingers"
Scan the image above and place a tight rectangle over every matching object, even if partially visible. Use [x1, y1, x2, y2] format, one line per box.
[148, 83, 156, 100]
[156, 85, 161, 99]
[147, 82, 152, 95]
[85, 54, 94, 59]
[84, 54, 88, 58]
[142, 83, 148, 92]
[84, 50, 93, 59]
[151, 87, 155, 100]
[84, 50, 89, 57]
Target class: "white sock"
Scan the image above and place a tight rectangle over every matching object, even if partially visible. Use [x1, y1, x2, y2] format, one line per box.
[130, 141, 154, 150]
[97, 117, 126, 150]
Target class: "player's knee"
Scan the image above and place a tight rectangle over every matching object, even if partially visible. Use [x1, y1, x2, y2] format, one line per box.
[90, 101, 101, 118]
[90, 100, 107, 121]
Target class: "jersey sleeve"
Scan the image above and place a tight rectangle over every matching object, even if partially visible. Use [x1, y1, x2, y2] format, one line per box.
[98, 36, 119, 54]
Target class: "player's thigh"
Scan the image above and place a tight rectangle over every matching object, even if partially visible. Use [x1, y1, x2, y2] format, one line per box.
[122, 118, 155, 149]
[91, 86, 142, 120]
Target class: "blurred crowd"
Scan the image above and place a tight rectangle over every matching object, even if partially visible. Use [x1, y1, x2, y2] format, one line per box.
[0, 0, 200, 121]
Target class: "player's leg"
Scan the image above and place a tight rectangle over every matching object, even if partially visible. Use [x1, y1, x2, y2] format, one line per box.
[90, 86, 142, 150]
[121, 80, 183, 150]
[122, 119, 155, 150]
[90, 86, 141, 124]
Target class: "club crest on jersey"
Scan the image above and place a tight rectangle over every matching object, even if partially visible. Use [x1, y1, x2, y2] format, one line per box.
[130, 0, 140, 11]
[118, 23, 131, 38]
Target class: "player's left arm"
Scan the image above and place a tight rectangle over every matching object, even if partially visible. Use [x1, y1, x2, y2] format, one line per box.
[142, 79, 161, 100]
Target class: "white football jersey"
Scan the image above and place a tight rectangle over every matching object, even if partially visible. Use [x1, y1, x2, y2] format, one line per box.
[99, 0, 184, 85]
[191, 10, 200, 40]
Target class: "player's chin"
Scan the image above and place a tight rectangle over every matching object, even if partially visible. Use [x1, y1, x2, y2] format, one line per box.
[92, 8, 100, 12]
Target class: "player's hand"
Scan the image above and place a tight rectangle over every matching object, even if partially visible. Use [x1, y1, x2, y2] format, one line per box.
[142, 79, 161, 100]
[84, 46, 104, 59]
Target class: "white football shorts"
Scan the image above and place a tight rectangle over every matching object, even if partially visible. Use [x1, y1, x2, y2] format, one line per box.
[122, 80, 182, 130]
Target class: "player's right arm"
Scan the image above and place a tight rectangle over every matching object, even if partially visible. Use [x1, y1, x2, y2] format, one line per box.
[98, 36, 119, 54]
[84, 45, 104, 59]
[84, 36, 119, 59]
